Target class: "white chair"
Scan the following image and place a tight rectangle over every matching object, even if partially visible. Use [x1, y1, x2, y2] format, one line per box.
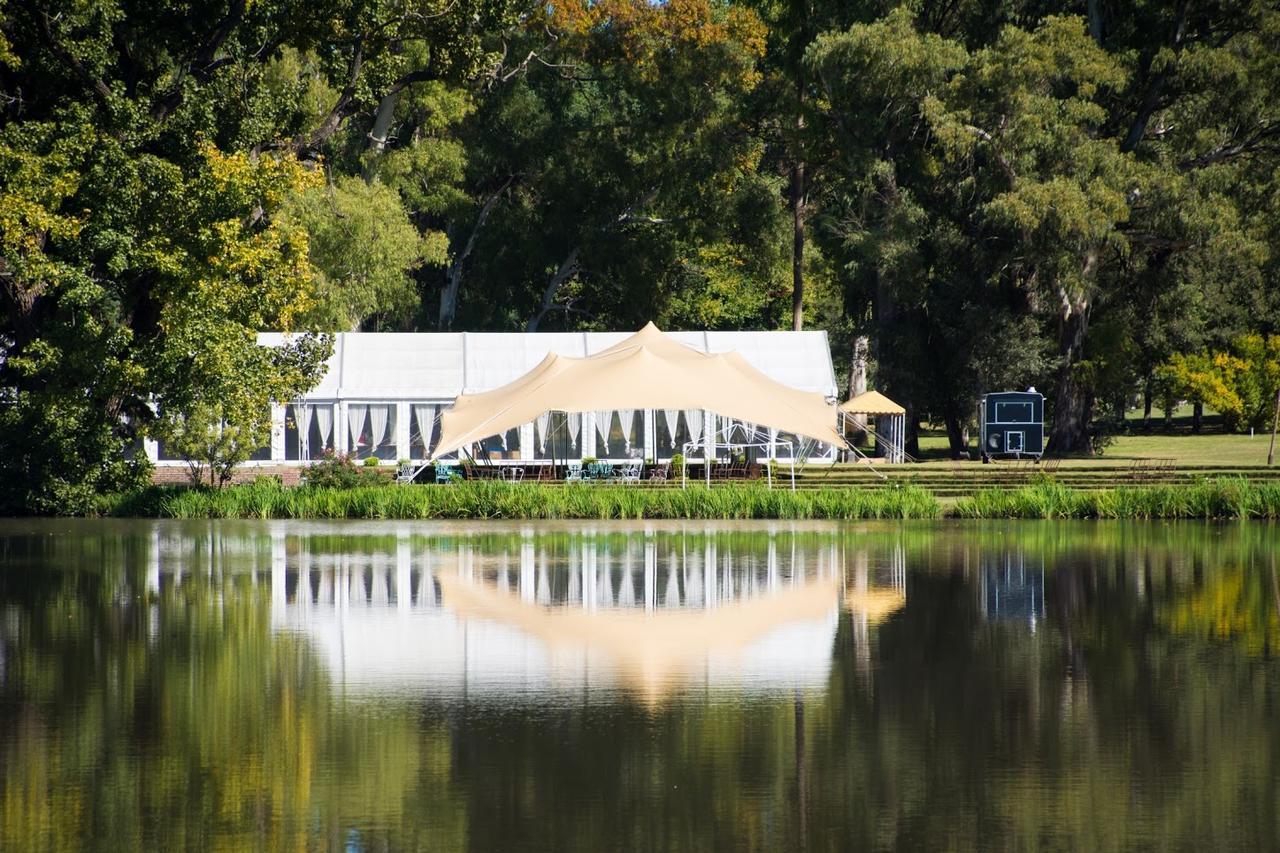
[616, 461, 643, 483]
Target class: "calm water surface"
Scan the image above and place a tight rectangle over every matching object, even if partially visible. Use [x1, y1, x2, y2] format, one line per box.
[1, 519, 1278, 851]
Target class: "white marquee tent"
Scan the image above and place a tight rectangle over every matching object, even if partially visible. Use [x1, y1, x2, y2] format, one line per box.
[148, 327, 842, 467]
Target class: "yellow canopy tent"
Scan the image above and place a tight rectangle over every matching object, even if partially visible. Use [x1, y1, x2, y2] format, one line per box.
[432, 323, 847, 479]
[838, 390, 907, 463]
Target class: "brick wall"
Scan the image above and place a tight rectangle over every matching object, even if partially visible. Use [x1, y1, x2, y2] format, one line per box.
[152, 465, 305, 486]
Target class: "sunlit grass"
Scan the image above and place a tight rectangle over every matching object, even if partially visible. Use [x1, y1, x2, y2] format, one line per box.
[952, 478, 1280, 520]
[129, 480, 941, 521]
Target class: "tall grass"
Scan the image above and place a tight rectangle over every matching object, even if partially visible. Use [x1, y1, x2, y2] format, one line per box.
[139, 480, 940, 521]
[104, 477, 1280, 521]
[952, 478, 1280, 520]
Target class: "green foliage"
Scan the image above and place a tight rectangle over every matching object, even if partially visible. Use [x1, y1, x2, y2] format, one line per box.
[140, 480, 940, 520]
[300, 452, 387, 489]
[1159, 334, 1280, 431]
[282, 175, 436, 330]
[953, 478, 1280, 519]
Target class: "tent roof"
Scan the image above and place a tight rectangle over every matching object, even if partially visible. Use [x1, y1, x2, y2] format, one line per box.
[433, 323, 846, 457]
[259, 328, 838, 401]
[839, 390, 906, 415]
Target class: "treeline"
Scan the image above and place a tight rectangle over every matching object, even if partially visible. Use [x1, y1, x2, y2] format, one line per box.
[2, 0, 1278, 511]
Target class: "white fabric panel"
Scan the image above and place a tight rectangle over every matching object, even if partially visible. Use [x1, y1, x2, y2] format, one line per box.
[662, 409, 680, 448]
[315, 406, 333, 447]
[414, 404, 437, 452]
[536, 411, 551, 452]
[297, 404, 314, 458]
[706, 331, 837, 397]
[464, 333, 588, 393]
[594, 410, 613, 453]
[617, 408, 636, 453]
[340, 333, 464, 399]
[567, 413, 581, 449]
[369, 405, 389, 449]
[348, 404, 368, 452]
[685, 410, 703, 452]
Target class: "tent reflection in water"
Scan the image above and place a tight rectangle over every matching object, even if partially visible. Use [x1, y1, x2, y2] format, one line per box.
[431, 323, 849, 486]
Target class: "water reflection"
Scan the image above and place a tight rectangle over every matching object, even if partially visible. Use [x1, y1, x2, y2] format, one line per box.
[2, 519, 1279, 852]
[144, 522, 907, 703]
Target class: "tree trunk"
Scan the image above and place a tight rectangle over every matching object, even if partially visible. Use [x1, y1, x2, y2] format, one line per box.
[527, 247, 581, 332]
[1142, 376, 1153, 427]
[363, 91, 399, 179]
[1048, 297, 1094, 454]
[438, 176, 513, 330]
[846, 335, 868, 443]
[790, 160, 805, 331]
[1192, 400, 1203, 433]
[904, 412, 920, 459]
[943, 405, 967, 459]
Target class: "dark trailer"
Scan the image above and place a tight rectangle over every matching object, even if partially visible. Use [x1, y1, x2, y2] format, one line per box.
[980, 389, 1045, 462]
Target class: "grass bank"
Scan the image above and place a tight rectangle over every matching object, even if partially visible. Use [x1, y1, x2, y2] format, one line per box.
[951, 478, 1280, 520]
[119, 480, 940, 521]
[102, 477, 1280, 521]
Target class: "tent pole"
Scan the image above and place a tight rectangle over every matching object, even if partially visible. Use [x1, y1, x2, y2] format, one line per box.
[705, 410, 712, 488]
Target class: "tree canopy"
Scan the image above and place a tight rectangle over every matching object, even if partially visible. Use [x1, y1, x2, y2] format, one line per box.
[2, 0, 1279, 507]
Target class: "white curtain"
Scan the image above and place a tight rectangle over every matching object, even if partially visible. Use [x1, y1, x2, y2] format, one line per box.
[567, 412, 581, 449]
[296, 403, 314, 459]
[315, 405, 333, 451]
[413, 404, 437, 454]
[594, 410, 613, 454]
[662, 409, 680, 448]
[536, 411, 552, 453]
[369, 404, 390, 452]
[685, 409, 703, 453]
[347, 404, 368, 453]
[617, 408, 636, 453]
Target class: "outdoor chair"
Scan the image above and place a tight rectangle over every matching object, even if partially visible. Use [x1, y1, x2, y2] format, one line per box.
[505, 467, 525, 483]
[435, 463, 458, 484]
[587, 462, 614, 481]
[614, 461, 643, 483]
[565, 462, 585, 483]
[396, 462, 424, 484]
[648, 463, 670, 482]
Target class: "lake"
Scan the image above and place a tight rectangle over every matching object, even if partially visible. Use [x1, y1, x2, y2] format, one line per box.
[1, 519, 1278, 851]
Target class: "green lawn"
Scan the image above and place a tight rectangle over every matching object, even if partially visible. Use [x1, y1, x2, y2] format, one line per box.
[909, 431, 1278, 468]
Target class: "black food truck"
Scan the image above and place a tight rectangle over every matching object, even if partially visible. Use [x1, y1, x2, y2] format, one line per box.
[979, 389, 1045, 462]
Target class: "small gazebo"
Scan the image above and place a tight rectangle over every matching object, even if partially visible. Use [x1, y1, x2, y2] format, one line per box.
[838, 391, 907, 464]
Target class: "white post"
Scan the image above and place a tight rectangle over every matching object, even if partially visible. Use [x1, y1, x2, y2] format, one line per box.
[395, 402, 411, 461]
[271, 530, 287, 617]
[396, 535, 411, 615]
[519, 422, 535, 461]
[705, 410, 713, 487]
[337, 401, 349, 454]
[269, 403, 286, 462]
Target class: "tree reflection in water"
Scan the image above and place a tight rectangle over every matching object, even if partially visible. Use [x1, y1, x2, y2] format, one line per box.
[0, 519, 1278, 851]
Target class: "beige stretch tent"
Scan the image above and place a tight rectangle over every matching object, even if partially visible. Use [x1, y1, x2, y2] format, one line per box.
[432, 322, 846, 461]
[839, 390, 907, 464]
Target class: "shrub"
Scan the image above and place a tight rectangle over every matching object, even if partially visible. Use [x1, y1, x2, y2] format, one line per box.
[301, 451, 386, 489]
[363, 456, 380, 467]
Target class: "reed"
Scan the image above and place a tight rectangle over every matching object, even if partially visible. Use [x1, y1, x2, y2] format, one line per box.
[953, 478, 1280, 520]
[139, 480, 941, 521]
[105, 477, 1280, 521]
